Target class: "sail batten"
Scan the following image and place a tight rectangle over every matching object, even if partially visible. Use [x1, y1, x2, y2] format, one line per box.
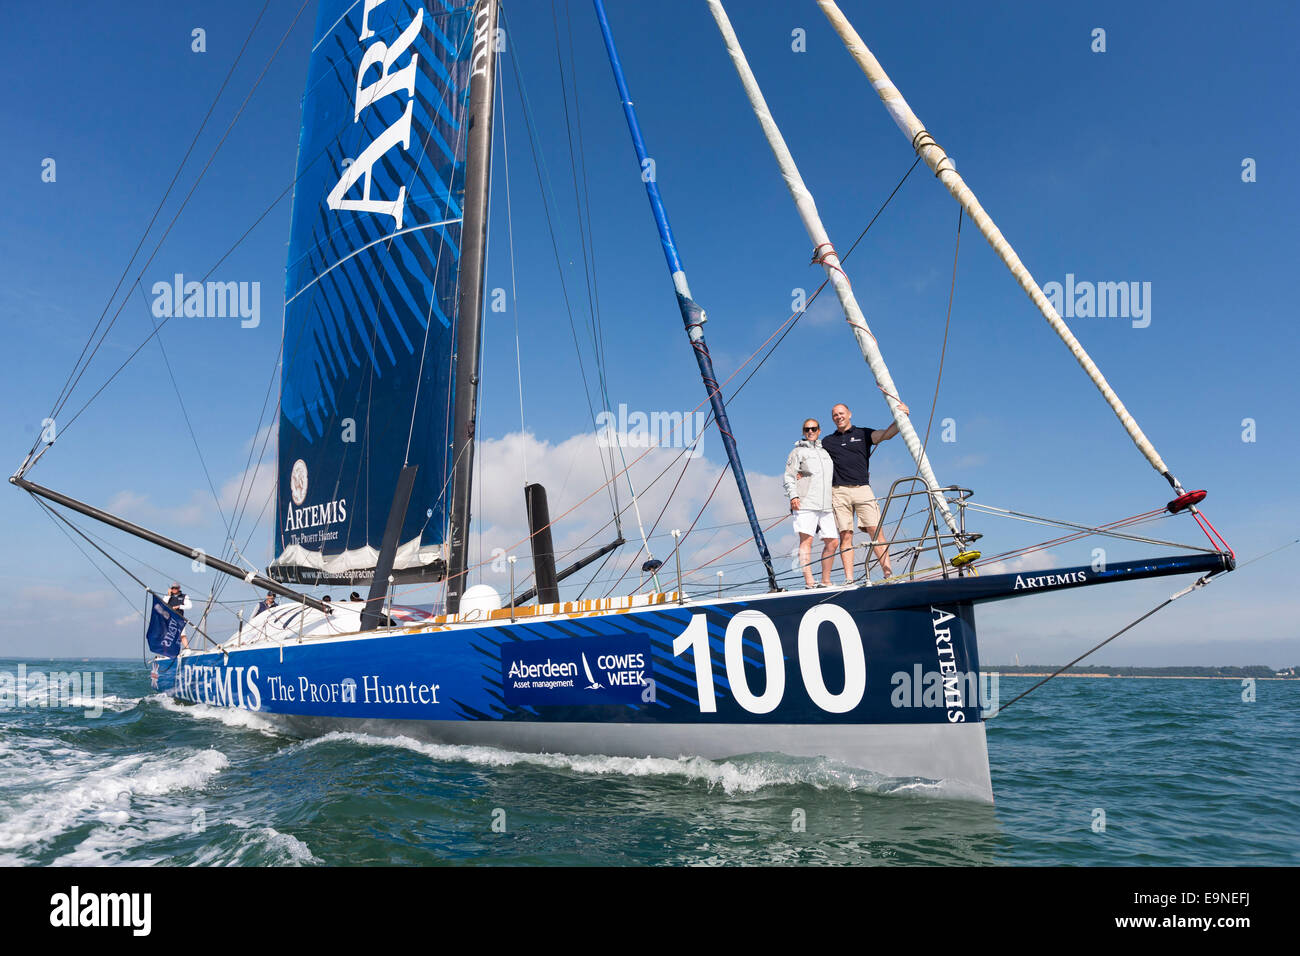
[272, 0, 480, 586]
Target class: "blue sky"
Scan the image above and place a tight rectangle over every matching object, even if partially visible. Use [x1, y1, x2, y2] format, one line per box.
[1, 0, 1297, 666]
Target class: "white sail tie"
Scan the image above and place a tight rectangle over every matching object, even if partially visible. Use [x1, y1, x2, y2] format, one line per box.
[705, 0, 961, 538]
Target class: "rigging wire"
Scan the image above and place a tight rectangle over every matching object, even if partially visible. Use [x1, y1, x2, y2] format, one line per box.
[32, 501, 148, 636]
[502, 15, 619, 516]
[403, 14, 477, 467]
[720, 156, 922, 406]
[33, 498, 148, 598]
[497, 46, 530, 483]
[962, 502, 1211, 553]
[990, 571, 1225, 715]
[50, 132, 927, 614]
[1233, 535, 1299, 571]
[616, 158, 929, 590]
[138, 284, 234, 540]
[565, 0, 615, 450]
[48, 0, 314, 442]
[212, 346, 282, 601]
[552, 0, 620, 514]
[885, 205, 963, 550]
[52, 2, 474, 608]
[32, 0, 275, 462]
[599, 430, 705, 598]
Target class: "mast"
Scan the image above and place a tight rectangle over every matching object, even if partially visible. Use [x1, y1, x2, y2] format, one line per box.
[593, 0, 779, 591]
[445, 0, 500, 614]
[705, 0, 962, 538]
[816, 0, 1187, 495]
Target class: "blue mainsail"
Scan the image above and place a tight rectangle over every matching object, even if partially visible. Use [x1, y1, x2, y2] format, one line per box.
[273, 0, 476, 584]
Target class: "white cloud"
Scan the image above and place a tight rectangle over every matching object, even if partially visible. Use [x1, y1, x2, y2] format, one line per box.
[219, 461, 276, 515]
[243, 421, 278, 456]
[104, 489, 205, 529]
[464, 429, 788, 597]
[800, 291, 844, 327]
[18, 584, 117, 609]
[979, 550, 1060, 576]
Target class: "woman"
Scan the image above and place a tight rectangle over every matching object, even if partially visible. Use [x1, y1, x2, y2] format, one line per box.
[782, 418, 838, 588]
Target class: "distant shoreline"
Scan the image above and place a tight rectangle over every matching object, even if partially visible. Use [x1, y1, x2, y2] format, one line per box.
[986, 672, 1294, 680]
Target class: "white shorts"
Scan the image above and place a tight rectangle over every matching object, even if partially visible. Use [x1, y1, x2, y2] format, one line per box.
[792, 509, 838, 539]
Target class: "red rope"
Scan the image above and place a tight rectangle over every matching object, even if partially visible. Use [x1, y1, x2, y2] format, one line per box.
[1191, 509, 1234, 561]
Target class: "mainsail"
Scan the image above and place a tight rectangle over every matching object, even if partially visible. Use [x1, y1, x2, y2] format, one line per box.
[273, 0, 479, 585]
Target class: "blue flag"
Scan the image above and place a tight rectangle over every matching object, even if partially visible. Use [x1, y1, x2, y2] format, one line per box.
[150, 656, 177, 695]
[145, 593, 186, 658]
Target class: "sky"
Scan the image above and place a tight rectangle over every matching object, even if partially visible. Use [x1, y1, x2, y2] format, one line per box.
[1, 0, 1297, 666]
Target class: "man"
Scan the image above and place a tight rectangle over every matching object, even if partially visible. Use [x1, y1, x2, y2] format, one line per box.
[821, 402, 908, 583]
[166, 582, 192, 648]
[252, 591, 278, 619]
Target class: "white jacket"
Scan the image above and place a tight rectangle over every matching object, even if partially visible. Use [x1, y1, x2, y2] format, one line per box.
[783, 439, 834, 512]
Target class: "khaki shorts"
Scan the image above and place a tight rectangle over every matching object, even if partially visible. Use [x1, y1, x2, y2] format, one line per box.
[832, 484, 881, 533]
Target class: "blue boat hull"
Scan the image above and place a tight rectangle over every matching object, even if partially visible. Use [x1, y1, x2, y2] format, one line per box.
[159, 554, 1232, 803]
[166, 586, 993, 799]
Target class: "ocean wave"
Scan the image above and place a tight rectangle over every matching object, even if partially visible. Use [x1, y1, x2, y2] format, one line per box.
[193, 827, 320, 867]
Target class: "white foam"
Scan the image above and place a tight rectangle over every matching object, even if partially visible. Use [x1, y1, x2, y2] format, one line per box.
[187, 823, 320, 866]
[157, 694, 285, 736]
[65, 694, 140, 714]
[213, 827, 320, 867]
[2, 673, 126, 712]
[0, 748, 229, 857]
[53, 815, 197, 867]
[298, 731, 922, 796]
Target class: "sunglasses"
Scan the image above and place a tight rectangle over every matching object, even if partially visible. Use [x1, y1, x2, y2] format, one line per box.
[803, 426, 819, 432]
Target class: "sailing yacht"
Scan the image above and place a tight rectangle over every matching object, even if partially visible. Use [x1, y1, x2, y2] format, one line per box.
[12, 0, 1233, 805]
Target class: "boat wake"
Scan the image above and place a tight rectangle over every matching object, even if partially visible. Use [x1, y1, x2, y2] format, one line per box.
[155, 693, 287, 736]
[292, 730, 948, 798]
[0, 743, 229, 864]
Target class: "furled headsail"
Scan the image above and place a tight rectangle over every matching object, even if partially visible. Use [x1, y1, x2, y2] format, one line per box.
[272, 0, 479, 585]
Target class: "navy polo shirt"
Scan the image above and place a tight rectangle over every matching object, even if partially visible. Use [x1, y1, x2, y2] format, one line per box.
[822, 425, 876, 486]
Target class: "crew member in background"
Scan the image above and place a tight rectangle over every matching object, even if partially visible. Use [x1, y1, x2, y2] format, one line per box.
[821, 402, 907, 583]
[166, 582, 192, 648]
[251, 591, 278, 619]
[783, 418, 838, 588]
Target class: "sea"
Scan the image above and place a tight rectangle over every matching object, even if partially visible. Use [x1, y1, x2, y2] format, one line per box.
[1, 658, 1296, 867]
